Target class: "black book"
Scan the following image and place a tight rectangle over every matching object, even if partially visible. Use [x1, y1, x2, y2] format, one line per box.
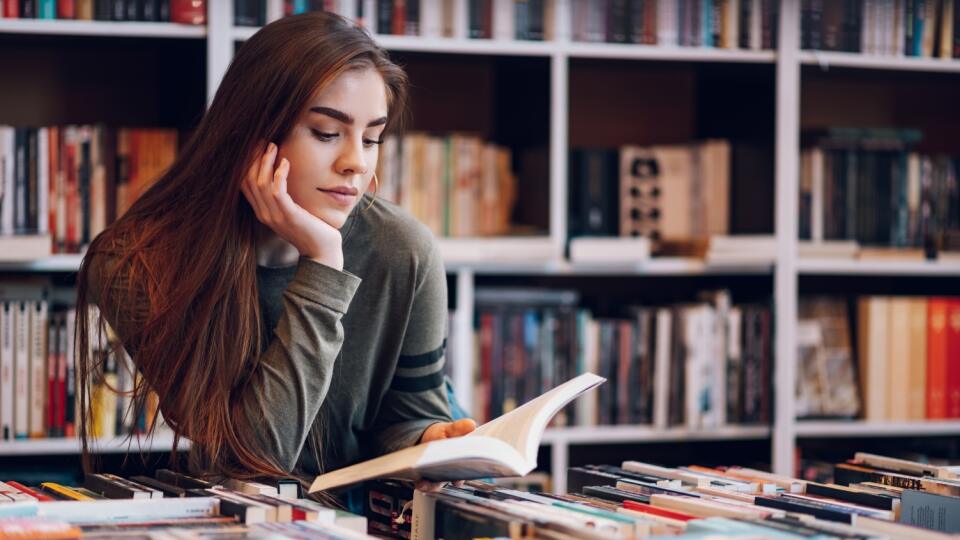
[20, 0, 36, 18]
[14, 128, 27, 234]
[754, 495, 853, 524]
[582, 485, 651, 504]
[405, 0, 419, 35]
[84, 473, 152, 499]
[111, 0, 126, 20]
[566, 467, 621, 494]
[156, 469, 217, 490]
[130, 475, 188, 498]
[528, 0, 545, 41]
[805, 482, 897, 511]
[26, 129, 37, 234]
[378, 0, 393, 34]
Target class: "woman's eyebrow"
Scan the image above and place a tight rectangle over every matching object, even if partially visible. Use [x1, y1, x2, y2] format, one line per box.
[309, 106, 387, 128]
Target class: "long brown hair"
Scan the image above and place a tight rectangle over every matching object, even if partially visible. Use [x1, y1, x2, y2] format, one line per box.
[75, 11, 408, 480]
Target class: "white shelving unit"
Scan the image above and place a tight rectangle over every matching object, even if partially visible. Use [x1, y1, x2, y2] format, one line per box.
[0, 433, 188, 456]
[2, 1, 959, 487]
[0, 18, 206, 38]
[795, 420, 960, 438]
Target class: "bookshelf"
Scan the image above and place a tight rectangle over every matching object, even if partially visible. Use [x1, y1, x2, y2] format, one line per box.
[2, 1, 959, 487]
[0, 18, 207, 38]
[0, 433, 188, 456]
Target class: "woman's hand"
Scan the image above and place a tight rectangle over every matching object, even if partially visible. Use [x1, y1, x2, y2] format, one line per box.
[414, 418, 478, 492]
[241, 142, 344, 270]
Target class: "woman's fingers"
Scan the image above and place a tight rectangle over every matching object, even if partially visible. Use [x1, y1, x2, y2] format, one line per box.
[250, 143, 278, 222]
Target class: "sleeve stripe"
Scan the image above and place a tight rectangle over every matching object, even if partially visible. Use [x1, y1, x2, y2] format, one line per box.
[395, 358, 444, 379]
[390, 370, 445, 393]
[397, 339, 446, 368]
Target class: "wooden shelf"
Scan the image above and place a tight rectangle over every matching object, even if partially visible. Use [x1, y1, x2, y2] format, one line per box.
[541, 425, 771, 445]
[795, 420, 960, 438]
[0, 19, 206, 38]
[800, 51, 960, 73]
[0, 433, 188, 456]
[797, 258, 960, 276]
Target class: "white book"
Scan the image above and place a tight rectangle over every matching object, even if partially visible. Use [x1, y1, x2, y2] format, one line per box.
[420, 0, 443, 37]
[13, 301, 28, 438]
[28, 300, 47, 437]
[493, 0, 514, 40]
[437, 237, 556, 263]
[569, 237, 651, 264]
[725, 0, 739, 49]
[1, 127, 15, 235]
[0, 234, 52, 262]
[309, 373, 605, 492]
[798, 240, 859, 259]
[0, 302, 13, 440]
[222, 478, 279, 497]
[749, 0, 762, 49]
[652, 308, 672, 430]
[36, 497, 218, 523]
[37, 128, 48, 235]
[657, 0, 678, 46]
[452, 0, 468, 39]
[583, 316, 599, 426]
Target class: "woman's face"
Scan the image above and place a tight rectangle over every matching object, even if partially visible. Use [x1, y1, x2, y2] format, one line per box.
[278, 67, 389, 229]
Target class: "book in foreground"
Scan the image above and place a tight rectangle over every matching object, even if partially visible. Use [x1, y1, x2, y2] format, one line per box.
[309, 373, 606, 493]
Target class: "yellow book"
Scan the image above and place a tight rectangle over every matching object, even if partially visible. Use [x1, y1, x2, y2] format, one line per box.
[886, 298, 911, 421]
[41, 482, 95, 501]
[908, 298, 929, 420]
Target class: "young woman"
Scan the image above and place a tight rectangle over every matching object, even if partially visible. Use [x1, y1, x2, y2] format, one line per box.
[76, 11, 475, 489]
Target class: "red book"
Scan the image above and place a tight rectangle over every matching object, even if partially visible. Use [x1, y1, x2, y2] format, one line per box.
[3, 0, 19, 18]
[170, 0, 206, 25]
[947, 299, 960, 418]
[57, 0, 75, 19]
[928, 298, 950, 419]
[56, 318, 67, 436]
[622, 499, 697, 521]
[5, 481, 55, 501]
[391, 0, 405, 35]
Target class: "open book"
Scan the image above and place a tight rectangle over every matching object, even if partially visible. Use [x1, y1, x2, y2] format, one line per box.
[308, 373, 605, 493]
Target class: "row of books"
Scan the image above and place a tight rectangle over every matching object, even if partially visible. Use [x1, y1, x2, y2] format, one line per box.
[0, 288, 164, 440]
[797, 296, 960, 422]
[857, 296, 960, 422]
[798, 129, 959, 253]
[802, 0, 960, 58]
[0, 125, 178, 257]
[375, 133, 518, 238]
[0, 470, 369, 537]
[0, 0, 206, 24]
[572, 0, 780, 50]
[367, 0, 556, 41]
[470, 288, 772, 428]
[570, 140, 732, 253]
[414, 452, 960, 538]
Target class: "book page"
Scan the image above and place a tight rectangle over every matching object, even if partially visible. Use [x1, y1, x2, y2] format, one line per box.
[309, 437, 523, 493]
[469, 373, 605, 465]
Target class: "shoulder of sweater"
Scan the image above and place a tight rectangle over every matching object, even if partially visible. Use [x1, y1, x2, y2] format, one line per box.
[349, 196, 441, 269]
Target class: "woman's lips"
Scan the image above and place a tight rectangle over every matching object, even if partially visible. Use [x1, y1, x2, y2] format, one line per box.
[317, 186, 358, 206]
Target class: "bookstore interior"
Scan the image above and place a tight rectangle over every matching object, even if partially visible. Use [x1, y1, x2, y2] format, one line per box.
[1, 0, 960, 538]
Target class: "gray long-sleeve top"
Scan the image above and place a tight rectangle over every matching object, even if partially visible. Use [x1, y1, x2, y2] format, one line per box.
[88, 195, 453, 476]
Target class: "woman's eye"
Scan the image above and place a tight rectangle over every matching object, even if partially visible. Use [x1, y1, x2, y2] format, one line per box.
[311, 129, 337, 141]
[363, 139, 384, 148]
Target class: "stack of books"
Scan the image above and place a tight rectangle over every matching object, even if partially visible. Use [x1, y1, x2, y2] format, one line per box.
[0, 469, 369, 538]
[412, 452, 960, 538]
